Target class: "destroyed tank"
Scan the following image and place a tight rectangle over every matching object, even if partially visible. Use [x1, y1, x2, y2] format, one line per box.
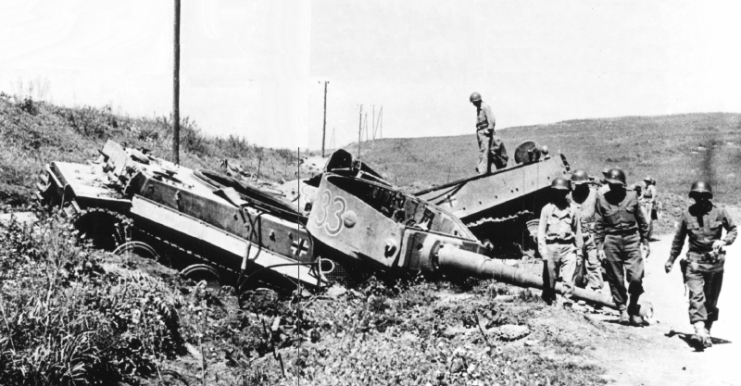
[37, 140, 616, 308]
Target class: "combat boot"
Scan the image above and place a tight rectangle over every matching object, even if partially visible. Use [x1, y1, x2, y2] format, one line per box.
[619, 310, 630, 325]
[705, 320, 714, 335]
[693, 321, 712, 349]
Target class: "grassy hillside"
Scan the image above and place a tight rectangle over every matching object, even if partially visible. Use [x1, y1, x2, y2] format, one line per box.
[350, 113, 741, 207]
[0, 94, 303, 205]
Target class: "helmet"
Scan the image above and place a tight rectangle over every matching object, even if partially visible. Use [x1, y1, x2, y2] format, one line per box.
[469, 92, 482, 103]
[551, 177, 571, 191]
[605, 168, 627, 186]
[601, 168, 610, 177]
[644, 176, 653, 184]
[570, 170, 590, 185]
[689, 181, 713, 198]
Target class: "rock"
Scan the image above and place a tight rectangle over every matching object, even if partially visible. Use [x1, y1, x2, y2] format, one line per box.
[0, 212, 38, 228]
[467, 364, 477, 374]
[499, 325, 531, 341]
[325, 285, 347, 298]
[450, 357, 465, 373]
[400, 332, 418, 343]
[524, 339, 536, 347]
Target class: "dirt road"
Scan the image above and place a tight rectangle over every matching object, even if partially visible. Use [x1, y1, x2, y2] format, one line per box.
[592, 208, 741, 386]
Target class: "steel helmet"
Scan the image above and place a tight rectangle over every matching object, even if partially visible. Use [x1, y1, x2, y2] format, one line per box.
[551, 177, 571, 191]
[605, 168, 627, 186]
[689, 181, 713, 198]
[601, 168, 610, 177]
[644, 176, 653, 184]
[570, 170, 590, 185]
[469, 92, 482, 103]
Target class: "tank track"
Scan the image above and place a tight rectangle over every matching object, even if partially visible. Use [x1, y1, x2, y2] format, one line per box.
[69, 207, 132, 251]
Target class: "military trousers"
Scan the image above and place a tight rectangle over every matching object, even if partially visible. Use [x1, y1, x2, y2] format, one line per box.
[682, 258, 724, 325]
[476, 130, 508, 174]
[602, 232, 644, 312]
[640, 200, 654, 239]
[575, 234, 604, 290]
[541, 242, 577, 303]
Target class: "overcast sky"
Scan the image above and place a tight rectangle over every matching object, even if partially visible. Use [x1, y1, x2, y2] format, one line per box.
[1, 0, 739, 149]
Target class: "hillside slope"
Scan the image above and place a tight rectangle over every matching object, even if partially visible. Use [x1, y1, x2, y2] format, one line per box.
[0, 94, 302, 205]
[351, 113, 741, 206]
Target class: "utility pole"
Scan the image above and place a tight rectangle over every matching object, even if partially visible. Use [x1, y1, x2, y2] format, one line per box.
[172, 0, 181, 165]
[358, 105, 363, 159]
[321, 81, 328, 157]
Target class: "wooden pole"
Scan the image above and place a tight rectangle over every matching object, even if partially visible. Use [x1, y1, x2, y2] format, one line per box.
[173, 0, 181, 165]
[321, 81, 328, 157]
[358, 105, 363, 159]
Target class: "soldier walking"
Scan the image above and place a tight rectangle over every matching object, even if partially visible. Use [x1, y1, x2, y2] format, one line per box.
[569, 170, 604, 293]
[538, 177, 583, 306]
[594, 168, 650, 325]
[641, 176, 658, 240]
[470, 92, 508, 174]
[664, 181, 737, 348]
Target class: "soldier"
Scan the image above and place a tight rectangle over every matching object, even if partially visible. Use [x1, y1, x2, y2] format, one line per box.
[538, 177, 583, 306]
[641, 176, 657, 240]
[470, 92, 508, 174]
[664, 181, 737, 348]
[569, 170, 604, 293]
[594, 168, 650, 325]
[598, 168, 611, 194]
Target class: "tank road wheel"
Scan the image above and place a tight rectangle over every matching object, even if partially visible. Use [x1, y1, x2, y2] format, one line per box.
[526, 219, 540, 257]
[113, 241, 160, 261]
[181, 264, 222, 291]
[72, 208, 132, 251]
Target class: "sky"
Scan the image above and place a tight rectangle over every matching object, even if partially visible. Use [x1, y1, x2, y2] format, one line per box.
[1, 0, 740, 149]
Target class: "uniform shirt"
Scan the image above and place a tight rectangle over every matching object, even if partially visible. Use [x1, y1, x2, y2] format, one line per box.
[593, 189, 649, 249]
[538, 202, 584, 255]
[476, 103, 496, 132]
[669, 202, 737, 262]
[569, 188, 598, 233]
[642, 185, 657, 202]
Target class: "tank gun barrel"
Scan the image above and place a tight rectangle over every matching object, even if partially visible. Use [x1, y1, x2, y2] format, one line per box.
[436, 245, 617, 310]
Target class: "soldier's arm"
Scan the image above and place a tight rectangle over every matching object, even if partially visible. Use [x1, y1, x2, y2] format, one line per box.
[483, 105, 496, 131]
[574, 209, 584, 254]
[721, 208, 737, 246]
[634, 196, 649, 243]
[668, 216, 687, 264]
[537, 207, 549, 256]
[594, 198, 605, 250]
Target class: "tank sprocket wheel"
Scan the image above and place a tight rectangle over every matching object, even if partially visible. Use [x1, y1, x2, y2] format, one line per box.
[71, 207, 132, 251]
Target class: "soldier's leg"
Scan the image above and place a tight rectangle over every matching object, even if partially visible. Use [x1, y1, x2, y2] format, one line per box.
[541, 245, 558, 304]
[476, 130, 489, 174]
[584, 236, 604, 290]
[622, 234, 645, 319]
[558, 246, 577, 303]
[684, 264, 707, 325]
[703, 270, 724, 331]
[602, 235, 628, 312]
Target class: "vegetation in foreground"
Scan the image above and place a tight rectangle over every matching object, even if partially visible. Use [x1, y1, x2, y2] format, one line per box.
[1, 209, 611, 386]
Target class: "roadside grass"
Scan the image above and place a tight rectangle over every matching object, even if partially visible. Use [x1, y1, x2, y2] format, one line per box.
[0, 94, 307, 205]
[1, 211, 609, 385]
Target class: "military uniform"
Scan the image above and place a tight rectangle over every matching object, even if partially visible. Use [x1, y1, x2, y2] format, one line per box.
[594, 188, 649, 316]
[475, 103, 508, 174]
[668, 203, 737, 329]
[570, 188, 604, 291]
[538, 202, 583, 304]
[641, 184, 657, 238]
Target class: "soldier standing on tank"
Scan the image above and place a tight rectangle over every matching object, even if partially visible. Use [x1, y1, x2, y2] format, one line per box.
[570, 170, 604, 293]
[594, 168, 650, 325]
[538, 177, 584, 306]
[664, 181, 737, 349]
[470, 92, 508, 174]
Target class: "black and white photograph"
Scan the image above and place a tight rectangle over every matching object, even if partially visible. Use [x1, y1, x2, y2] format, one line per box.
[1, 1, 740, 385]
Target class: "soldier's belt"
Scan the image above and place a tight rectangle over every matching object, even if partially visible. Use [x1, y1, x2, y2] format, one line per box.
[604, 228, 638, 236]
[687, 251, 724, 263]
[545, 238, 574, 245]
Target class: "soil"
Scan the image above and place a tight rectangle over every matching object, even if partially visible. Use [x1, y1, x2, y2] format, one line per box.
[588, 207, 741, 386]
